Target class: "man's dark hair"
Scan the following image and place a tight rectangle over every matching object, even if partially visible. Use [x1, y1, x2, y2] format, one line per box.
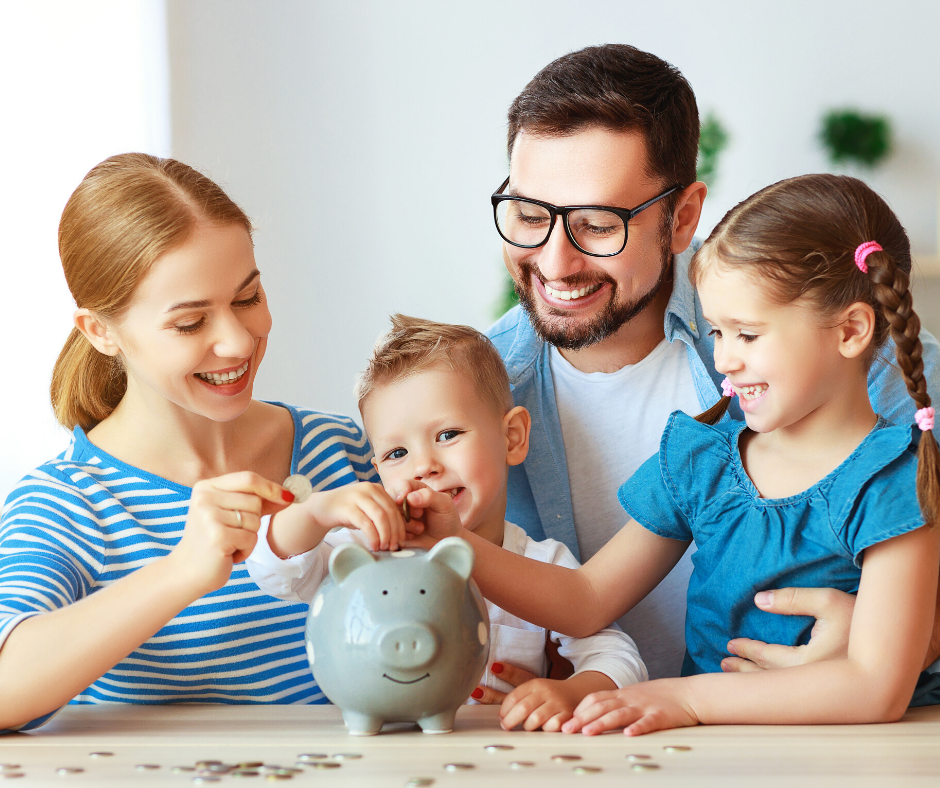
[507, 44, 699, 201]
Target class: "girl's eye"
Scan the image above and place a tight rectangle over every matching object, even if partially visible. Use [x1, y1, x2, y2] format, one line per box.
[437, 429, 463, 443]
[234, 291, 263, 308]
[739, 333, 758, 343]
[384, 448, 407, 461]
[174, 319, 206, 335]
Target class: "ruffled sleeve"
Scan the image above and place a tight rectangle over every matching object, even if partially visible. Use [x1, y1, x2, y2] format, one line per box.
[618, 411, 740, 541]
[826, 423, 925, 565]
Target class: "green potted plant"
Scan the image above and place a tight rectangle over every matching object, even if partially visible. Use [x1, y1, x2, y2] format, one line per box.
[820, 109, 892, 168]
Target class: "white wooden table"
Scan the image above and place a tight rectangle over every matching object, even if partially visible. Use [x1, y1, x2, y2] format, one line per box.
[2, 703, 939, 786]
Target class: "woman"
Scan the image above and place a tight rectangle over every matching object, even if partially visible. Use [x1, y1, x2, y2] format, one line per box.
[0, 153, 402, 731]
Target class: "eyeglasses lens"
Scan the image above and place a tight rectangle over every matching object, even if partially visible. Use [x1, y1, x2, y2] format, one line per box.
[495, 199, 626, 255]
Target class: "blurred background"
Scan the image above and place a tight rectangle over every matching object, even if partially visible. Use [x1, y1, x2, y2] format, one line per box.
[3, 0, 940, 494]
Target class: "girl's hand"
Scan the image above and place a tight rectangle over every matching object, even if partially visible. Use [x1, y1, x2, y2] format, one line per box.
[398, 485, 464, 549]
[169, 471, 294, 597]
[561, 679, 698, 737]
[303, 482, 408, 552]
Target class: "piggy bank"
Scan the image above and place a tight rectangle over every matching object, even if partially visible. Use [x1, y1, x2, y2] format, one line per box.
[305, 537, 489, 735]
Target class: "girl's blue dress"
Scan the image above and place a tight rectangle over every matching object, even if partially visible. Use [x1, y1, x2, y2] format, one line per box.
[619, 412, 940, 706]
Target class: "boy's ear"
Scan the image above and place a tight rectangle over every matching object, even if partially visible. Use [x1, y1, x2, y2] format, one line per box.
[74, 308, 120, 357]
[503, 406, 530, 466]
[836, 302, 875, 359]
[370, 456, 379, 475]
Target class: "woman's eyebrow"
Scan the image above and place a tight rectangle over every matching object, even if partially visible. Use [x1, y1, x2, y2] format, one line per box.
[165, 270, 260, 313]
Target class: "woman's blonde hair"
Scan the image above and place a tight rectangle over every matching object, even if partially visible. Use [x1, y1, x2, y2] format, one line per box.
[51, 153, 252, 431]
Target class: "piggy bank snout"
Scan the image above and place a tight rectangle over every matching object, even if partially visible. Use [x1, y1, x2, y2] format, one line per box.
[377, 623, 439, 669]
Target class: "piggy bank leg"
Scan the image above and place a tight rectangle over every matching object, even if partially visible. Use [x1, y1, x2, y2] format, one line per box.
[342, 710, 383, 736]
[418, 709, 457, 734]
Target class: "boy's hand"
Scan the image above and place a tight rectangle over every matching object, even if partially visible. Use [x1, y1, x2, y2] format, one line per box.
[304, 482, 408, 552]
[398, 485, 464, 548]
[561, 679, 698, 737]
[498, 677, 587, 732]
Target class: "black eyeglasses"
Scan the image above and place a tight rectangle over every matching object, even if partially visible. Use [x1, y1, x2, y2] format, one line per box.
[491, 177, 681, 258]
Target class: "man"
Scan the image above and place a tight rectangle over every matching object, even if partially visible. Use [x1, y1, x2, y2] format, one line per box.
[486, 44, 940, 682]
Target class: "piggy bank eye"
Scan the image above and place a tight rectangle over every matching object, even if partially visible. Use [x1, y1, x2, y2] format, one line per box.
[382, 590, 388, 595]
[420, 589, 426, 594]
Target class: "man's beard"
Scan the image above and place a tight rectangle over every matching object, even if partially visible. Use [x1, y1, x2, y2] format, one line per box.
[513, 232, 673, 352]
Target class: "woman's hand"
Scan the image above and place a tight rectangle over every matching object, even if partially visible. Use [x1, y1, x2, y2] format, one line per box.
[561, 679, 698, 737]
[168, 471, 294, 597]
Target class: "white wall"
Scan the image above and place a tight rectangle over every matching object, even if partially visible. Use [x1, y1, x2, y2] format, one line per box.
[5, 0, 940, 494]
[0, 0, 169, 496]
[166, 0, 940, 425]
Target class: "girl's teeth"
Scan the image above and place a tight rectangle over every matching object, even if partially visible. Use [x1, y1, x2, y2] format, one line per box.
[544, 283, 601, 301]
[738, 384, 768, 400]
[197, 361, 249, 385]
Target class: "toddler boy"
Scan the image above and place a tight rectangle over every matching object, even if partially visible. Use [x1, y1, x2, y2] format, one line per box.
[247, 315, 646, 731]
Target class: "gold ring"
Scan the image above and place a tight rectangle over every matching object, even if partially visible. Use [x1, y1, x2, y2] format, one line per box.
[235, 509, 243, 527]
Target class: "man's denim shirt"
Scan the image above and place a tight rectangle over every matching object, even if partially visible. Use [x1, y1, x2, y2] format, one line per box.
[487, 241, 940, 561]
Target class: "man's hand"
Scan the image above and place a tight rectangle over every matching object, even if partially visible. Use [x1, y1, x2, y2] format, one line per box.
[721, 587, 854, 672]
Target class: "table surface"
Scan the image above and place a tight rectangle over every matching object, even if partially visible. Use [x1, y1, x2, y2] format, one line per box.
[2, 703, 939, 786]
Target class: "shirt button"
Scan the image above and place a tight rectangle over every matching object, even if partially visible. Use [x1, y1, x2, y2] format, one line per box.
[690, 320, 697, 333]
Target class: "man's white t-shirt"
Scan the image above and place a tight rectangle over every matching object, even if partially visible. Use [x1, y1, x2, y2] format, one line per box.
[550, 338, 702, 679]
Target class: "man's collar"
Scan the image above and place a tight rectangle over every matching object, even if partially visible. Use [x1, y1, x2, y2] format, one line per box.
[664, 239, 703, 341]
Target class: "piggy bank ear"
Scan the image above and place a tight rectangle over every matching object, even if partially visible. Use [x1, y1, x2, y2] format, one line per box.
[427, 536, 474, 580]
[329, 542, 376, 584]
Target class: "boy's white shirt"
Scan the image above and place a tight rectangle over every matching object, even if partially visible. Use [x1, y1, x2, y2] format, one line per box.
[247, 519, 648, 693]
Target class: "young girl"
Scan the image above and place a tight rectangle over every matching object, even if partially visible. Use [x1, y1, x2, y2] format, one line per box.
[0, 154, 407, 731]
[404, 173, 940, 735]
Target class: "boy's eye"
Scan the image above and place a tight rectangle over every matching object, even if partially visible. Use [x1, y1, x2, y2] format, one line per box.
[384, 448, 408, 461]
[437, 429, 463, 443]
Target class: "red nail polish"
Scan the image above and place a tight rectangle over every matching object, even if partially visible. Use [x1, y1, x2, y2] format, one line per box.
[282, 490, 295, 503]
[471, 688, 484, 699]
[491, 662, 504, 674]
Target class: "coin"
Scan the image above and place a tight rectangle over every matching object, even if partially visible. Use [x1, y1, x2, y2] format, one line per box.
[283, 474, 313, 503]
[296, 754, 327, 762]
[405, 780, 435, 787]
[509, 761, 536, 769]
[136, 763, 161, 770]
[573, 766, 603, 774]
[443, 763, 475, 771]
[308, 762, 341, 770]
[401, 498, 411, 522]
[331, 753, 362, 760]
[89, 752, 114, 758]
[56, 768, 84, 775]
[626, 754, 651, 761]
[484, 744, 514, 752]
[663, 745, 691, 752]
[632, 763, 661, 772]
[551, 754, 582, 762]
[0, 775, 24, 781]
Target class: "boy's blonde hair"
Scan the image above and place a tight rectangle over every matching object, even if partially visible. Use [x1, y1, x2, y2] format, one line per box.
[356, 314, 514, 416]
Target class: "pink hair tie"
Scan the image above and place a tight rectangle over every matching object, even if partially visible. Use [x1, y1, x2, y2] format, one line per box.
[721, 377, 736, 398]
[854, 241, 883, 274]
[915, 407, 935, 432]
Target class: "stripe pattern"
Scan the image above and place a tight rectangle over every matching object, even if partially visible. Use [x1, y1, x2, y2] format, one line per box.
[0, 405, 376, 730]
